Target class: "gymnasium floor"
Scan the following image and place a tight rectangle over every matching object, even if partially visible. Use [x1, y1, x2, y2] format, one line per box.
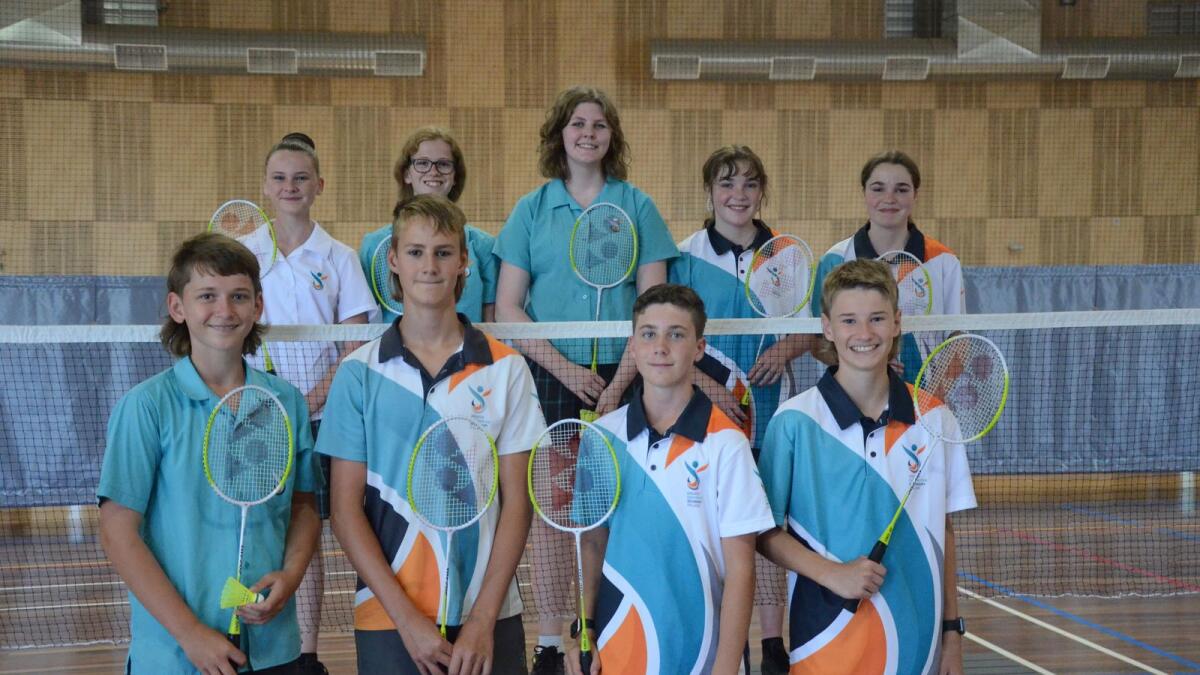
[1, 504, 1197, 674]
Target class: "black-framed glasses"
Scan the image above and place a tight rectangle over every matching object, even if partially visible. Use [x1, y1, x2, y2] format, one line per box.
[411, 158, 455, 175]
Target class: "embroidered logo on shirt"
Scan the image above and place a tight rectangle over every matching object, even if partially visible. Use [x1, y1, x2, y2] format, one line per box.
[904, 443, 926, 473]
[685, 459, 709, 507]
[469, 384, 492, 413]
[310, 271, 327, 290]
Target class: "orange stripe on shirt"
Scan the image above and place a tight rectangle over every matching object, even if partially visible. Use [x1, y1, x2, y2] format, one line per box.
[791, 600, 888, 675]
[664, 435, 694, 468]
[397, 531, 441, 620]
[598, 605, 648, 675]
[923, 236, 954, 261]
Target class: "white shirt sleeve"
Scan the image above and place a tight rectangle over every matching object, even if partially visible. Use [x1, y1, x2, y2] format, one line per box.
[941, 252, 966, 315]
[332, 242, 380, 322]
[714, 430, 777, 538]
[495, 355, 548, 456]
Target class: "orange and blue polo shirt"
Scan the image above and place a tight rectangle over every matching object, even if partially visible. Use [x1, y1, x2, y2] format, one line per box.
[315, 315, 547, 629]
[669, 220, 781, 448]
[811, 223, 966, 381]
[591, 387, 775, 674]
[759, 368, 976, 675]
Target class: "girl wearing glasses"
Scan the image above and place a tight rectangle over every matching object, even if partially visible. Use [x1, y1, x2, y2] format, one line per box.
[359, 127, 499, 323]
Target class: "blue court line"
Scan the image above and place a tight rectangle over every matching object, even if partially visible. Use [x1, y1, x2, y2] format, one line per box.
[1061, 504, 1200, 543]
[959, 572, 1200, 672]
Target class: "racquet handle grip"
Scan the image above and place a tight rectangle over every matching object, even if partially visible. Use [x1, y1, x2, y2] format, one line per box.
[581, 649, 593, 674]
[842, 540, 889, 613]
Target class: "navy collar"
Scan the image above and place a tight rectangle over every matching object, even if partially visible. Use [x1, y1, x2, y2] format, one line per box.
[378, 313, 493, 368]
[816, 366, 915, 430]
[705, 219, 774, 256]
[852, 222, 926, 261]
[626, 385, 712, 443]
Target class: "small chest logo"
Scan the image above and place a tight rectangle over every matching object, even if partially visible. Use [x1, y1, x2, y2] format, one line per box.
[469, 384, 492, 413]
[685, 459, 709, 506]
[904, 443, 926, 473]
[310, 271, 328, 290]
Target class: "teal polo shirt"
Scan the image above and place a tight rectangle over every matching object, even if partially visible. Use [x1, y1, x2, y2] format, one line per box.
[495, 177, 678, 365]
[98, 357, 317, 674]
[358, 224, 498, 324]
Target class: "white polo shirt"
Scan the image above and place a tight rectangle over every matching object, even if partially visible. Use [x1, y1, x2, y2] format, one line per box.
[591, 387, 774, 675]
[244, 222, 376, 410]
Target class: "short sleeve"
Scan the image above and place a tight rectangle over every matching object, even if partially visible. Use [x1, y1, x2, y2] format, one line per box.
[940, 416, 977, 513]
[495, 356, 548, 456]
[314, 359, 369, 462]
[471, 228, 499, 305]
[285, 389, 319, 493]
[667, 253, 691, 286]
[941, 253, 966, 315]
[714, 431, 775, 538]
[495, 198, 534, 274]
[334, 245, 380, 323]
[810, 252, 842, 317]
[758, 410, 798, 527]
[97, 388, 162, 513]
[632, 191, 678, 266]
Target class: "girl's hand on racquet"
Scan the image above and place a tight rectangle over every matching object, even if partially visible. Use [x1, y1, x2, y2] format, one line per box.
[593, 381, 625, 416]
[448, 616, 494, 675]
[557, 362, 607, 407]
[235, 568, 301, 625]
[747, 341, 792, 386]
[180, 623, 246, 675]
[397, 618, 453, 675]
[819, 556, 887, 601]
[694, 374, 748, 428]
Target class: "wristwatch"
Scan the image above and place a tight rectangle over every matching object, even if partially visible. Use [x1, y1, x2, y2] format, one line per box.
[942, 617, 966, 635]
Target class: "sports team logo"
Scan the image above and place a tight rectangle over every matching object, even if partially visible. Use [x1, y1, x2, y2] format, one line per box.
[903, 443, 926, 473]
[469, 384, 491, 413]
[685, 459, 709, 490]
[310, 271, 327, 290]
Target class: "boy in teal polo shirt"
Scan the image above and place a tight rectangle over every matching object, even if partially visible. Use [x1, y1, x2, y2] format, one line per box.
[99, 233, 320, 674]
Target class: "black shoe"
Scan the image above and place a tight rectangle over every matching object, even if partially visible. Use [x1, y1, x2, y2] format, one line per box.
[297, 653, 329, 675]
[761, 637, 789, 675]
[531, 645, 566, 675]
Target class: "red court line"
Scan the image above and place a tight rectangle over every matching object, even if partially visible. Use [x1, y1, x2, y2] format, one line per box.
[1005, 528, 1200, 593]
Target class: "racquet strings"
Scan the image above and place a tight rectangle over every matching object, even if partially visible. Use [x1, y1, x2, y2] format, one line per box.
[914, 334, 1010, 443]
[370, 235, 403, 315]
[877, 250, 932, 317]
[528, 420, 619, 531]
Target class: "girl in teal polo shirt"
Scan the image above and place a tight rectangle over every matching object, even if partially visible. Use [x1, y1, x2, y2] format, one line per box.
[494, 84, 677, 671]
[99, 233, 320, 674]
[359, 127, 499, 324]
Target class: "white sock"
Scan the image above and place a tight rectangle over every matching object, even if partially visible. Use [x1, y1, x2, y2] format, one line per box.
[538, 634, 564, 649]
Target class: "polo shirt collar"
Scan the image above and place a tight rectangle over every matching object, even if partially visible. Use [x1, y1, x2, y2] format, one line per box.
[625, 385, 712, 443]
[705, 219, 773, 256]
[378, 313, 493, 368]
[546, 177, 622, 210]
[173, 356, 260, 402]
[296, 221, 334, 258]
[816, 366, 915, 430]
[852, 222, 926, 261]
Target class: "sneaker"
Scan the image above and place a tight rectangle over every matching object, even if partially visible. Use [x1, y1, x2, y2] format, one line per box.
[296, 653, 329, 675]
[761, 638, 789, 675]
[531, 645, 566, 675]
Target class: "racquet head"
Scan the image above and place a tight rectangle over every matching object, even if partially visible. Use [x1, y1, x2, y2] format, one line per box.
[528, 419, 620, 533]
[406, 416, 500, 533]
[745, 234, 815, 319]
[914, 333, 1009, 444]
[208, 199, 278, 269]
[369, 235, 404, 315]
[569, 202, 638, 290]
[203, 385, 295, 507]
[876, 249, 933, 317]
